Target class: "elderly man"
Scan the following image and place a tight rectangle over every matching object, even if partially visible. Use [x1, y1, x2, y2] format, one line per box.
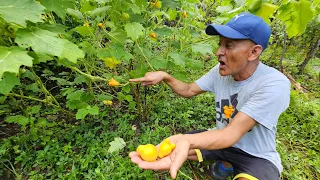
[129, 12, 290, 180]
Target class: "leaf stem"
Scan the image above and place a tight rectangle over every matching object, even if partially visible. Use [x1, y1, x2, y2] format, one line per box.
[135, 41, 155, 71]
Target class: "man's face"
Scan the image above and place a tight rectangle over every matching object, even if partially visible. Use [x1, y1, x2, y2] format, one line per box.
[216, 36, 256, 80]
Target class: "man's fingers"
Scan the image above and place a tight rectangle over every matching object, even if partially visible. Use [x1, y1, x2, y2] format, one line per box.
[131, 155, 143, 164]
[138, 158, 171, 171]
[170, 143, 190, 179]
[129, 77, 147, 82]
[129, 151, 139, 158]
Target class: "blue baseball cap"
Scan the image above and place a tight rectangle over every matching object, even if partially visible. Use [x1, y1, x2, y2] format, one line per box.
[205, 12, 271, 51]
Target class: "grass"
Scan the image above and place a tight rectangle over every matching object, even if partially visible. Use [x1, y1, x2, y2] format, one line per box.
[1, 89, 319, 179]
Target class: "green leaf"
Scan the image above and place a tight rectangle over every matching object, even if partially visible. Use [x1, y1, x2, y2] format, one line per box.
[97, 94, 113, 101]
[124, 22, 144, 41]
[15, 27, 84, 63]
[162, 0, 181, 9]
[216, 6, 233, 13]
[192, 43, 213, 55]
[37, 24, 68, 35]
[108, 29, 127, 45]
[127, 3, 141, 14]
[91, 6, 111, 17]
[66, 8, 84, 19]
[108, 137, 126, 153]
[79, 41, 96, 56]
[31, 105, 42, 114]
[150, 56, 168, 70]
[125, 95, 133, 102]
[186, 59, 204, 70]
[277, 1, 313, 38]
[0, 96, 7, 104]
[253, 3, 278, 24]
[81, 0, 97, 12]
[28, 51, 53, 64]
[67, 90, 84, 101]
[0, 72, 20, 95]
[73, 26, 94, 36]
[6, 115, 29, 126]
[155, 27, 173, 36]
[0, 46, 33, 79]
[0, 0, 45, 27]
[66, 100, 88, 110]
[169, 52, 185, 67]
[40, 0, 75, 20]
[25, 83, 40, 93]
[76, 105, 99, 120]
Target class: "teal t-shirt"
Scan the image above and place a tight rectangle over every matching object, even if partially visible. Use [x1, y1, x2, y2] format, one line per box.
[195, 62, 290, 173]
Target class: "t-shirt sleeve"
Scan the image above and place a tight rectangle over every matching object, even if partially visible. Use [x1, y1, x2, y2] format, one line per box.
[240, 78, 291, 130]
[195, 65, 219, 93]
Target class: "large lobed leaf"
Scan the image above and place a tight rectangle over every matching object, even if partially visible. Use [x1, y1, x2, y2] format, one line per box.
[124, 22, 144, 41]
[39, 0, 75, 20]
[0, 72, 20, 95]
[15, 27, 84, 63]
[277, 0, 313, 38]
[0, 46, 33, 79]
[0, 0, 45, 27]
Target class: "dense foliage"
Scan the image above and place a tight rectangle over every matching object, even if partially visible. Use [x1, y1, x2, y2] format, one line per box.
[0, 0, 319, 179]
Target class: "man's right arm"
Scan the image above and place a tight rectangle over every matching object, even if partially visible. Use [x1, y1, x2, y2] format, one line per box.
[129, 71, 205, 97]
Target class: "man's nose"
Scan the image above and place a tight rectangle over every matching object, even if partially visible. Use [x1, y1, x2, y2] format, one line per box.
[216, 46, 225, 57]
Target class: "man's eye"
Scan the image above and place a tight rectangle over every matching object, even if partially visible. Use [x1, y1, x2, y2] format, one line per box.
[226, 44, 232, 48]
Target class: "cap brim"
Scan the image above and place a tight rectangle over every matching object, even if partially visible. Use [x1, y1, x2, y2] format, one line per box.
[205, 24, 249, 40]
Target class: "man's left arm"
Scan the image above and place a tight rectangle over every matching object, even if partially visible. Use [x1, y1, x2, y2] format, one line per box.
[173, 112, 256, 150]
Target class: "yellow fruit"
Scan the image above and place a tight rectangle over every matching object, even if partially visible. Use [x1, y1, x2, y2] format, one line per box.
[159, 138, 176, 158]
[83, 22, 89, 27]
[149, 32, 156, 38]
[136, 144, 158, 162]
[155, 1, 162, 9]
[108, 78, 120, 87]
[103, 100, 113, 105]
[183, 11, 187, 18]
[98, 23, 104, 28]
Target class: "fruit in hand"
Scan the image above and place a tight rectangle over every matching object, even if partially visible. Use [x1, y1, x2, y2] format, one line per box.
[158, 138, 176, 158]
[136, 144, 158, 162]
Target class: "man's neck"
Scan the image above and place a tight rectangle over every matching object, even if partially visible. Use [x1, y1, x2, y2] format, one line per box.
[233, 60, 260, 81]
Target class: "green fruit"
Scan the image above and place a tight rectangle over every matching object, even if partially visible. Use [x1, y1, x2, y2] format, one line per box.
[122, 12, 129, 20]
[249, 0, 262, 12]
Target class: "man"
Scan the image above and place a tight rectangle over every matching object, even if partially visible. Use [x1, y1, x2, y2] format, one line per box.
[129, 12, 290, 180]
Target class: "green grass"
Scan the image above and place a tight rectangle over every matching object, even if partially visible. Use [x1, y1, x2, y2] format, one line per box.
[1, 90, 319, 179]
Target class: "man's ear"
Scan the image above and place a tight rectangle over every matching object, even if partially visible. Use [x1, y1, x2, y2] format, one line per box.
[248, 45, 262, 61]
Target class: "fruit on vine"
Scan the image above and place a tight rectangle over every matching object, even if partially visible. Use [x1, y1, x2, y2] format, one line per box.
[249, 0, 262, 12]
[108, 78, 120, 87]
[98, 23, 104, 28]
[122, 12, 130, 20]
[159, 138, 176, 158]
[149, 32, 156, 38]
[83, 22, 89, 27]
[183, 11, 187, 18]
[103, 100, 113, 105]
[136, 144, 158, 162]
[155, 1, 162, 9]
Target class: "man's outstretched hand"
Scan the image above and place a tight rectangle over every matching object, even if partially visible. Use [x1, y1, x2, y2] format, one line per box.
[129, 71, 168, 86]
[129, 140, 190, 179]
